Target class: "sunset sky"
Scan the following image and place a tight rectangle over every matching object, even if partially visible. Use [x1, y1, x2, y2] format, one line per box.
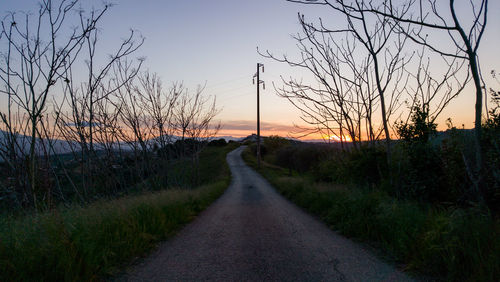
[2, 0, 500, 140]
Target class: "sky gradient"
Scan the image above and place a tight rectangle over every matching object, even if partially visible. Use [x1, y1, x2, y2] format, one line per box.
[2, 0, 500, 140]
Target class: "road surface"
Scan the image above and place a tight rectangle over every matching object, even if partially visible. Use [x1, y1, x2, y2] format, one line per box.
[123, 146, 412, 281]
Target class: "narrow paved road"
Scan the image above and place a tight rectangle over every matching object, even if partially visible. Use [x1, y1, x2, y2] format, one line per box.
[124, 147, 412, 281]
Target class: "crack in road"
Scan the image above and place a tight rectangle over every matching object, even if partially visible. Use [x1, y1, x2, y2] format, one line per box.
[122, 146, 413, 281]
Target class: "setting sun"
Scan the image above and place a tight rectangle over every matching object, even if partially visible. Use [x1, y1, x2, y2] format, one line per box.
[328, 135, 352, 142]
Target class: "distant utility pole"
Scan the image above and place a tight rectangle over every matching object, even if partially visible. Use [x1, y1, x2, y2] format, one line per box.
[253, 63, 265, 168]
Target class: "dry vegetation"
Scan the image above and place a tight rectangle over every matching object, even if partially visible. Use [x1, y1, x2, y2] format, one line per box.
[0, 0, 222, 213]
[243, 128, 499, 280]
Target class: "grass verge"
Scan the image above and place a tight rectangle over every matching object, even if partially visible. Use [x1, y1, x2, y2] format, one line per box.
[0, 144, 237, 281]
[242, 148, 500, 281]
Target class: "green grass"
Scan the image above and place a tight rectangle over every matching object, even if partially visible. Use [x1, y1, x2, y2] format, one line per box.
[0, 144, 238, 281]
[242, 148, 500, 281]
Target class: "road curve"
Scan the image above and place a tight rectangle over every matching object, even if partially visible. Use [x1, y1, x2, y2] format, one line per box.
[123, 146, 413, 281]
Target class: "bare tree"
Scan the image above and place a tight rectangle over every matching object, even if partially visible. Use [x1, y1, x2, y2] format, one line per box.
[113, 61, 152, 182]
[133, 72, 181, 185]
[0, 0, 222, 210]
[349, 0, 488, 197]
[0, 0, 109, 208]
[261, 24, 374, 149]
[400, 44, 469, 128]
[53, 12, 143, 197]
[263, 1, 411, 160]
[173, 85, 221, 186]
[136, 72, 180, 153]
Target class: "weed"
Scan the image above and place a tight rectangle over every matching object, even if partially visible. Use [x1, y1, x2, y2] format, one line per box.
[243, 147, 500, 281]
[0, 145, 236, 280]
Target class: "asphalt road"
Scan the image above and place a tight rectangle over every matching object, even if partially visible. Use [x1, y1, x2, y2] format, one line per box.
[123, 146, 413, 281]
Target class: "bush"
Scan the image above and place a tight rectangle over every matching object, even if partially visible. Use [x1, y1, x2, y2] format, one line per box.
[392, 141, 447, 202]
[393, 106, 462, 204]
[438, 129, 470, 203]
[249, 143, 267, 157]
[263, 135, 290, 153]
[244, 148, 500, 281]
[275, 145, 297, 174]
[344, 146, 387, 186]
[482, 95, 500, 212]
[208, 138, 227, 147]
[274, 144, 328, 174]
[313, 158, 341, 182]
[293, 145, 324, 172]
[395, 105, 437, 143]
[0, 145, 236, 280]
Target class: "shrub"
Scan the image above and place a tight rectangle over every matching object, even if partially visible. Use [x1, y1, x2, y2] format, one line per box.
[274, 144, 328, 174]
[275, 145, 297, 175]
[440, 131, 468, 193]
[395, 105, 437, 143]
[393, 141, 446, 202]
[393, 106, 453, 203]
[208, 138, 227, 147]
[0, 145, 235, 280]
[482, 90, 500, 212]
[263, 135, 290, 153]
[249, 143, 267, 157]
[293, 145, 324, 172]
[344, 146, 387, 186]
[313, 157, 344, 182]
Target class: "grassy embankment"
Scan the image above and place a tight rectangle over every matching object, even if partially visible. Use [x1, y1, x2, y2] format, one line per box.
[242, 147, 499, 282]
[0, 143, 238, 281]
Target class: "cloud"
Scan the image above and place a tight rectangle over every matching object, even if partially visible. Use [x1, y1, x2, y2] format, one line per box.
[215, 120, 324, 140]
[220, 120, 300, 132]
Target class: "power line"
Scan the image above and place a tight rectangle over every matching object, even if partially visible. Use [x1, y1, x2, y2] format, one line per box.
[210, 84, 252, 97]
[204, 74, 251, 90]
[218, 91, 253, 103]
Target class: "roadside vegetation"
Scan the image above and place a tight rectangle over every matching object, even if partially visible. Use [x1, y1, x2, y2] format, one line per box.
[253, 2, 498, 280]
[0, 141, 238, 281]
[0, 1, 235, 279]
[0, 0, 221, 214]
[1, 0, 498, 280]
[243, 110, 499, 281]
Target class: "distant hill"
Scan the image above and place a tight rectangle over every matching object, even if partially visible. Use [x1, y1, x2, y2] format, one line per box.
[0, 130, 80, 162]
[207, 136, 242, 142]
[238, 134, 305, 144]
[239, 134, 262, 143]
[237, 128, 476, 148]
[0, 130, 251, 162]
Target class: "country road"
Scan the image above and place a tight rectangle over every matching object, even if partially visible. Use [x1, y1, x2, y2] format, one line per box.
[123, 146, 413, 281]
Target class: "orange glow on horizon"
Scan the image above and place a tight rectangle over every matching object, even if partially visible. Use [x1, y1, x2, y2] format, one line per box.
[215, 128, 353, 142]
[327, 135, 352, 142]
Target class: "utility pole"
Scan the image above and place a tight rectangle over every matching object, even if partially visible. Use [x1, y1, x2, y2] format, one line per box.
[253, 63, 264, 168]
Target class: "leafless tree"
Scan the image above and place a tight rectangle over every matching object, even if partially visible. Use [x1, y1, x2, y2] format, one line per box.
[136, 72, 180, 152]
[346, 0, 488, 197]
[304, 0, 489, 196]
[263, 2, 411, 160]
[52, 13, 143, 197]
[262, 29, 369, 148]
[0, 0, 109, 208]
[173, 85, 221, 186]
[132, 72, 182, 185]
[113, 61, 153, 182]
[400, 44, 469, 127]
[0, 0, 223, 210]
